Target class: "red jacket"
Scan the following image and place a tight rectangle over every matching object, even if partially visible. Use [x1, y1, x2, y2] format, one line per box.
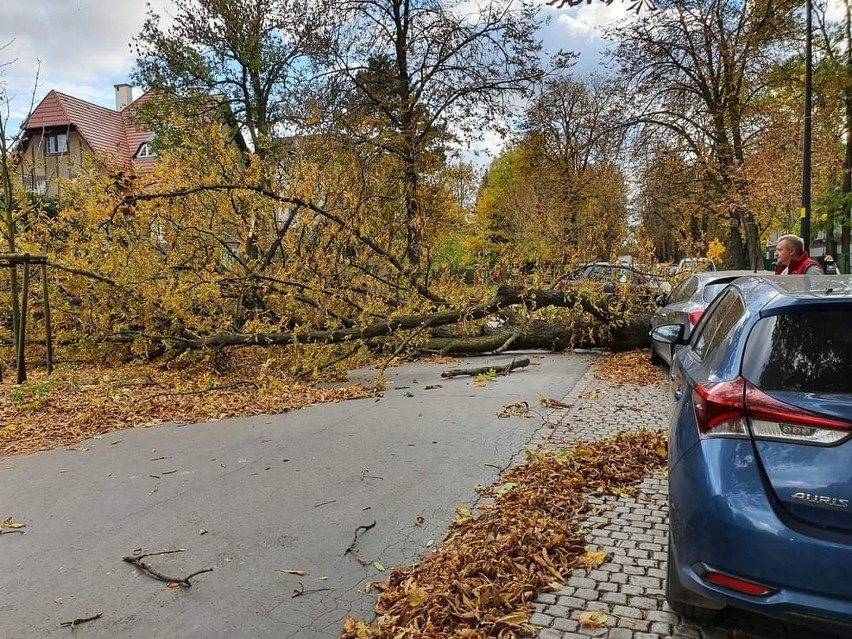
[774, 251, 823, 274]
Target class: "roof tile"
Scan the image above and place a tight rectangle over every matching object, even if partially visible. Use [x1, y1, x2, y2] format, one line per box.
[23, 89, 157, 170]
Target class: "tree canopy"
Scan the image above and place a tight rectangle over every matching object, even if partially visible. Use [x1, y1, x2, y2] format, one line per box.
[5, 0, 852, 380]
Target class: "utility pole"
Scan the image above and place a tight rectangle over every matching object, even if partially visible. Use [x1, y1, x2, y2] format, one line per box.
[801, 0, 812, 252]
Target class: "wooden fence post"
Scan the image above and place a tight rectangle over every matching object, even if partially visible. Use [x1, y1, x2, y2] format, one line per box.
[41, 261, 54, 374]
[16, 260, 29, 383]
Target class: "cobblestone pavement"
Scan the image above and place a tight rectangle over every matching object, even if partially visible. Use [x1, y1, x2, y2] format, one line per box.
[528, 357, 845, 639]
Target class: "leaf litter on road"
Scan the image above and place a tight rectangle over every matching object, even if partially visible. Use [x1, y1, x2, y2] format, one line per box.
[340, 430, 668, 639]
[1, 352, 381, 456]
[593, 350, 664, 386]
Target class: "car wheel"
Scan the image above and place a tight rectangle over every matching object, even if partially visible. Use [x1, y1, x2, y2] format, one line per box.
[651, 346, 664, 365]
[666, 531, 724, 621]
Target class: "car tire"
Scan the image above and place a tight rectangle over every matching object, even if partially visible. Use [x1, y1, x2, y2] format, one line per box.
[651, 347, 664, 365]
[666, 531, 724, 621]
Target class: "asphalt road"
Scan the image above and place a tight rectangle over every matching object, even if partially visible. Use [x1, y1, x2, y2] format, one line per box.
[0, 352, 589, 639]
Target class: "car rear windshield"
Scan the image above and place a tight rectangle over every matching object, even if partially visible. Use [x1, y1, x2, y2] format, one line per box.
[742, 307, 852, 394]
[702, 282, 732, 303]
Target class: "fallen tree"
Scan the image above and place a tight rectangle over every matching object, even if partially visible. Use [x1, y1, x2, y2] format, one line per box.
[86, 286, 652, 358]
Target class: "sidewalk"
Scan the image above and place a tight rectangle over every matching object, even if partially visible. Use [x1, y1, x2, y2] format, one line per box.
[526, 362, 831, 639]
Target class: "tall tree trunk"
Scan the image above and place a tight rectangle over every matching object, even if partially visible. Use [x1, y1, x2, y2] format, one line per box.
[728, 220, 747, 268]
[739, 208, 761, 270]
[404, 154, 420, 267]
[1, 136, 22, 366]
[843, 5, 852, 262]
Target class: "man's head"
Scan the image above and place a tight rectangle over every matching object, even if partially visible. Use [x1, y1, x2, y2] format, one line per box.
[776, 234, 805, 266]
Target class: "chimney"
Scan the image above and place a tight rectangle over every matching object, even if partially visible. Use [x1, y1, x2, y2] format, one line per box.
[114, 84, 134, 110]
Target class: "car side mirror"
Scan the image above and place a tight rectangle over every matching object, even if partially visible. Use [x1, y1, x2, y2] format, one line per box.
[650, 323, 686, 345]
[654, 294, 668, 307]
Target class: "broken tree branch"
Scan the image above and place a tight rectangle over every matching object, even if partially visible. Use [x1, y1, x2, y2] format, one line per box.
[492, 327, 522, 354]
[291, 581, 332, 598]
[441, 358, 531, 379]
[123, 549, 213, 587]
[380, 322, 430, 373]
[59, 613, 102, 628]
[344, 520, 377, 555]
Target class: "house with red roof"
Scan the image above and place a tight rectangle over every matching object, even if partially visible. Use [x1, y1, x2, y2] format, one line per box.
[16, 84, 158, 197]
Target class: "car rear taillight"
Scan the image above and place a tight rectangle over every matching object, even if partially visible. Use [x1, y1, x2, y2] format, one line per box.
[745, 383, 852, 445]
[703, 570, 775, 596]
[688, 309, 704, 326]
[694, 379, 852, 443]
[692, 379, 748, 437]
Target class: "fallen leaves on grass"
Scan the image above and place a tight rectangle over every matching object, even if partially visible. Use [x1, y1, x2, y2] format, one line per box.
[0, 351, 380, 456]
[593, 350, 663, 386]
[340, 430, 668, 639]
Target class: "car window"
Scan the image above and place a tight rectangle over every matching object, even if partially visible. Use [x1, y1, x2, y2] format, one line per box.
[586, 266, 607, 280]
[701, 277, 740, 303]
[701, 283, 729, 303]
[691, 289, 747, 362]
[742, 307, 852, 394]
[629, 269, 648, 285]
[668, 276, 699, 304]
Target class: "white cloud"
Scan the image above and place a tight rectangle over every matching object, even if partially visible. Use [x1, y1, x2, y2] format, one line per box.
[539, 1, 638, 77]
[1, 0, 174, 128]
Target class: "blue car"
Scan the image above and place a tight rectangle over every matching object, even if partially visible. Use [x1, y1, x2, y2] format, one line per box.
[651, 274, 852, 632]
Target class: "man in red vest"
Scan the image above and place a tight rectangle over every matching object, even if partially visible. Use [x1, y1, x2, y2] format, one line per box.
[773, 234, 824, 274]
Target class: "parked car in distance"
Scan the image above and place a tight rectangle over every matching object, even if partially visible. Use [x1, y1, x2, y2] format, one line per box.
[553, 262, 661, 301]
[649, 270, 762, 365]
[668, 257, 717, 277]
[652, 274, 852, 633]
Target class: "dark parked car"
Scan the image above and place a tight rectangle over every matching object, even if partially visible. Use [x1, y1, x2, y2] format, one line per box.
[649, 270, 761, 365]
[553, 262, 661, 302]
[668, 257, 717, 277]
[652, 274, 852, 632]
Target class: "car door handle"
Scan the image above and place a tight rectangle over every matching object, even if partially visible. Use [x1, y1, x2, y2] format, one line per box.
[671, 368, 682, 400]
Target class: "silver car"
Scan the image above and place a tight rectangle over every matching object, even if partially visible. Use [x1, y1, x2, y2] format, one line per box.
[650, 270, 761, 365]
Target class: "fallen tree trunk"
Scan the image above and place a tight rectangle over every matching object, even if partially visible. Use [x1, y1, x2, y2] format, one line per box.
[422, 314, 652, 354]
[13, 287, 651, 357]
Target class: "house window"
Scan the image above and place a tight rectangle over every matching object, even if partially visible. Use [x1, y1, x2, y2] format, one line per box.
[151, 221, 168, 251]
[136, 142, 157, 158]
[35, 179, 47, 195]
[46, 133, 68, 155]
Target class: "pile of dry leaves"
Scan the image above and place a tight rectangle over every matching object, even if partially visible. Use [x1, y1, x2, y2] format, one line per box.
[0, 350, 381, 456]
[593, 350, 663, 387]
[341, 429, 667, 639]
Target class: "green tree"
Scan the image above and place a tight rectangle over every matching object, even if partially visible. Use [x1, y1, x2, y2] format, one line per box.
[610, 0, 799, 268]
[518, 76, 628, 260]
[816, 0, 852, 260]
[132, 0, 333, 160]
[328, 0, 553, 266]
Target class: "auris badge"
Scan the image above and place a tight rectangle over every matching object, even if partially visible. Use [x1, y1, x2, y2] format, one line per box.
[791, 492, 850, 508]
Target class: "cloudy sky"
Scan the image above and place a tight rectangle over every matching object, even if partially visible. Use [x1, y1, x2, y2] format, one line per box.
[1, 0, 632, 148]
